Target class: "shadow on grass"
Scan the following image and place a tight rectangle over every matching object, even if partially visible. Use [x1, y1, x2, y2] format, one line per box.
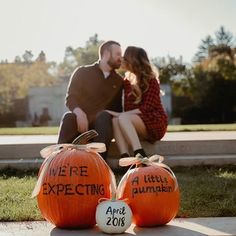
[0, 167, 39, 178]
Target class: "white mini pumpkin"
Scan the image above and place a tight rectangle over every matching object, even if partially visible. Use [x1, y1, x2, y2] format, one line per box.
[96, 199, 132, 234]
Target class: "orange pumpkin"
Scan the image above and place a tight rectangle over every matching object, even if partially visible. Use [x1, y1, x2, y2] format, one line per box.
[117, 162, 180, 227]
[36, 147, 114, 228]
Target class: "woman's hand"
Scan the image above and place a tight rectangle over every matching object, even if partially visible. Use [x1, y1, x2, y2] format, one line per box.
[125, 109, 141, 115]
[105, 110, 120, 117]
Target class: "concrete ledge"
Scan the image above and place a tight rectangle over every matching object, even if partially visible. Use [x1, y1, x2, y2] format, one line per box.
[1, 132, 236, 169]
[142, 140, 236, 156]
[107, 154, 236, 169]
[1, 139, 236, 160]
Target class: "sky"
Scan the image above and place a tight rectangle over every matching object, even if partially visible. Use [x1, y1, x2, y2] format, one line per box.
[1, 0, 236, 64]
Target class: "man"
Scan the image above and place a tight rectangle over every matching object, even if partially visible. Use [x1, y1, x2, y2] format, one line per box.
[57, 40, 123, 160]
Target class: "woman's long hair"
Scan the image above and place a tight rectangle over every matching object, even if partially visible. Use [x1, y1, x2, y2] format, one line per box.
[124, 46, 158, 104]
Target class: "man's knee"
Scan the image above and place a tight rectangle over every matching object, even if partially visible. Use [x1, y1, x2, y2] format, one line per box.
[95, 110, 112, 123]
[58, 112, 78, 144]
[61, 112, 77, 123]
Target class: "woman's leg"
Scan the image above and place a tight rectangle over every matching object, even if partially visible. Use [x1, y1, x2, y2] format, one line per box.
[112, 117, 130, 156]
[118, 113, 148, 156]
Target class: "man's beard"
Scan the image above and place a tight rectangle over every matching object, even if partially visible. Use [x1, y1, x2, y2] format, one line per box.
[107, 57, 121, 70]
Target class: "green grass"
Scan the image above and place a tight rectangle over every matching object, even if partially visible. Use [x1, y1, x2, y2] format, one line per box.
[0, 165, 236, 221]
[0, 124, 236, 135]
[0, 126, 59, 135]
[0, 169, 42, 221]
[168, 123, 236, 132]
[175, 165, 236, 217]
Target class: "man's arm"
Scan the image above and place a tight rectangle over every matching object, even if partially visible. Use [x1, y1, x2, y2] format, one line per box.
[65, 67, 89, 133]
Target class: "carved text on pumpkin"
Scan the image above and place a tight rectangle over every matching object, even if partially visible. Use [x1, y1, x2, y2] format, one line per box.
[105, 206, 126, 227]
[130, 175, 173, 198]
[42, 183, 105, 196]
[49, 164, 88, 177]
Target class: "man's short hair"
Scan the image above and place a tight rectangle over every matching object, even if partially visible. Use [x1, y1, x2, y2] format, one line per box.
[99, 40, 120, 58]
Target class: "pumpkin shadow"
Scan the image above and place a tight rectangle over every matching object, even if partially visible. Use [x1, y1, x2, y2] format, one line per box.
[50, 225, 134, 236]
[133, 224, 206, 236]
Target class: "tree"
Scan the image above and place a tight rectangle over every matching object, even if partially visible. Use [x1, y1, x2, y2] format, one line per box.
[14, 56, 22, 64]
[36, 51, 46, 62]
[152, 56, 186, 84]
[194, 35, 214, 62]
[58, 34, 103, 77]
[22, 50, 34, 64]
[194, 26, 236, 63]
[0, 53, 57, 115]
[172, 26, 236, 123]
[215, 26, 235, 46]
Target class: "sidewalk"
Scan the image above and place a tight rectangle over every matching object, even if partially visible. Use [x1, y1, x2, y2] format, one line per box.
[0, 217, 235, 236]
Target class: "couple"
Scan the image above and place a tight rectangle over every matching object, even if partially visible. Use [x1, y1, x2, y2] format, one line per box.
[57, 40, 167, 161]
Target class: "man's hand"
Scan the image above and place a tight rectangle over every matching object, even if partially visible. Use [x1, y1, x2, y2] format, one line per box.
[73, 107, 89, 133]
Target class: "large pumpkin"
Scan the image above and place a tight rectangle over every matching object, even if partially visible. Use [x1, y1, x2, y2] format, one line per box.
[117, 157, 180, 227]
[37, 148, 113, 228]
[33, 131, 115, 229]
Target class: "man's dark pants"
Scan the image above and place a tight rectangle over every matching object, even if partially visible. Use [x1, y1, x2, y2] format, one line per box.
[57, 111, 113, 160]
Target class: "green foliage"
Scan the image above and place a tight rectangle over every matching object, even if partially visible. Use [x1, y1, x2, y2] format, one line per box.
[172, 26, 236, 123]
[0, 55, 56, 114]
[152, 57, 187, 84]
[58, 33, 103, 76]
[0, 175, 42, 221]
[194, 26, 236, 63]
[1, 165, 236, 221]
[0, 52, 57, 114]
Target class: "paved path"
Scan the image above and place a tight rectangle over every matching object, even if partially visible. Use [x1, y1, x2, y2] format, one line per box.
[0, 217, 235, 236]
[0, 131, 236, 144]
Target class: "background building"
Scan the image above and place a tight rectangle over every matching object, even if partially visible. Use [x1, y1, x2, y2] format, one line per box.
[24, 82, 172, 127]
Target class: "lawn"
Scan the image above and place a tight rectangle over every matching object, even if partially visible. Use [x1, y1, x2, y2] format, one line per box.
[0, 165, 236, 221]
[0, 123, 236, 135]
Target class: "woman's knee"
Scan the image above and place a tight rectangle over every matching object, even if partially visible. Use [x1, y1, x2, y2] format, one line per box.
[118, 113, 132, 125]
[112, 117, 119, 126]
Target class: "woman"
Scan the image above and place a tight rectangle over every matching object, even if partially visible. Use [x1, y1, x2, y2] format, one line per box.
[107, 46, 168, 158]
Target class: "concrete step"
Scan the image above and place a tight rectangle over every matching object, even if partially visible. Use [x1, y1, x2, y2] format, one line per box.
[1, 154, 236, 170]
[0, 131, 236, 169]
[1, 141, 236, 170]
[1, 139, 236, 160]
[109, 140, 236, 157]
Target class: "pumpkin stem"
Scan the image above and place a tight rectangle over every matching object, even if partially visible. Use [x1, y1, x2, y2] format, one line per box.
[135, 153, 146, 167]
[111, 194, 117, 201]
[72, 130, 98, 144]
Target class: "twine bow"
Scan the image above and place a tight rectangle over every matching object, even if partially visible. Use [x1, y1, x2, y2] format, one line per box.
[117, 154, 178, 198]
[31, 142, 107, 198]
[119, 154, 164, 167]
